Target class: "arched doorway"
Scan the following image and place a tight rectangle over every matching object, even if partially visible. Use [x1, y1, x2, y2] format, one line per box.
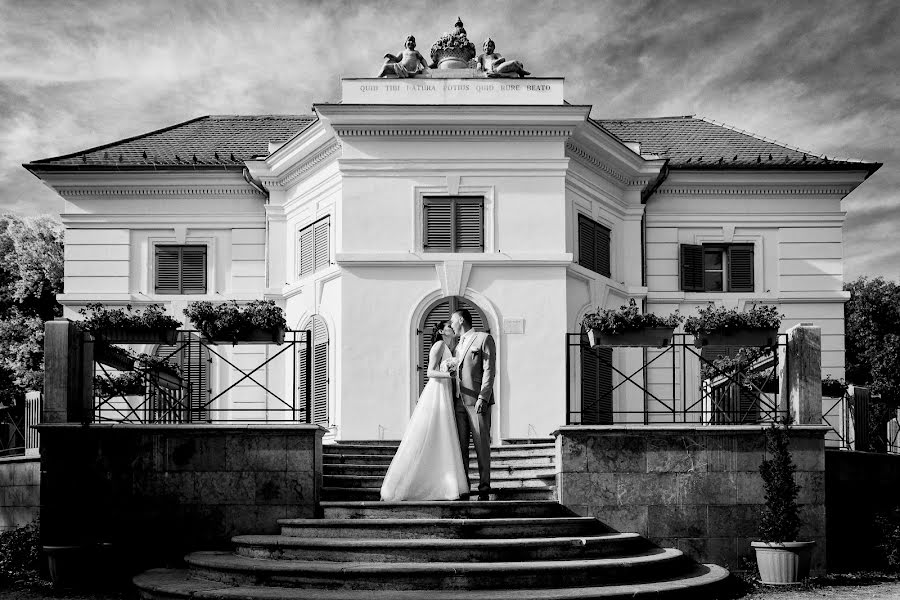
[418, 296, 489, 393]
[297, 315, 329, 426]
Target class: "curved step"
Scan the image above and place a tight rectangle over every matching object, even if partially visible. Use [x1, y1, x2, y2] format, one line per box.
[324, 454, 555, 467]
[277, 516, 606, 539]
[232, 532, 649, 562]
[325, 464, 556, 478]
[185, 548, 689, 590]
[320, 500, 569, 519]
[320, 487, 557, 502]
[135, 564, 730, 599]
[323, 474, 555, 489]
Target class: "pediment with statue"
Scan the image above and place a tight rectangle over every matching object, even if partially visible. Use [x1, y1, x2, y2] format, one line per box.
[378, 18, 530, 79]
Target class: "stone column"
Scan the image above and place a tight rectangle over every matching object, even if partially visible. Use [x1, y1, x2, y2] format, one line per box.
[784, 322, 822, 424]
[42, 319, 93, 424]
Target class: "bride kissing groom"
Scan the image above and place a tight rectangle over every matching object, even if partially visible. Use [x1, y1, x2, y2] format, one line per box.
[380, 308, 496, 501]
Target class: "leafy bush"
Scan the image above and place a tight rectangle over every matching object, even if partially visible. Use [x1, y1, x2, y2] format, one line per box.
[94, 371, 144, 397]
[701, 346, 771, 380]
[758, 422, 802, 542]
[875, 507, 900, 571]
[684, 304, 782, 337]
[0, 518, 42, 587]
[78, 303, 181, 332]
[581, 299, 683, 334]
[183, 300, 287, 342]
[136, 353, 181, 376]
[822, 375, 849, 398]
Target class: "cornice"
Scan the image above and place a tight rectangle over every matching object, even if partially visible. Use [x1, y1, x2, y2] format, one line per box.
[337, 159, 570, 177]
[60, 213, 265, 227]
[54, 185, 264, 199]
[654, 185, 856, 197]
[335, 252, 573, 267]
[644, 212, 845, 226]
[261, 140, 342, 190]
[331, 125, 575, 139]
[565, 140, 655, 188]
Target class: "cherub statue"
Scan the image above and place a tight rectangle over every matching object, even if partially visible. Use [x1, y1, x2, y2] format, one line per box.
[378, 35, 429, 78]
[475, 38, 530, 78]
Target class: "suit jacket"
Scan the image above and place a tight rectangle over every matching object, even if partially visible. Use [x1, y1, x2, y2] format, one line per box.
[455, 330, 496, 407]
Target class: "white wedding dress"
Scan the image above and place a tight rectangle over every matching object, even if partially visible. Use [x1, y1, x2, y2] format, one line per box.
[380, 343, 469, 501]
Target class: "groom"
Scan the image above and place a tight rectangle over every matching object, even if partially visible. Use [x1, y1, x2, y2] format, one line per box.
[449, 308, 496, 501]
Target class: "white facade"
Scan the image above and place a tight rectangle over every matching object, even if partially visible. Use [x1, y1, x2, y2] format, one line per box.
[30, 77, 876, 440]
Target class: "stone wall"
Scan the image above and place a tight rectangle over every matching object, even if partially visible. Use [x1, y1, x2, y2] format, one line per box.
[37, 424, 323, 575]
[555, 424, 828, 575]
[0, 455, 40, 532]
[826, 449, 900, 570]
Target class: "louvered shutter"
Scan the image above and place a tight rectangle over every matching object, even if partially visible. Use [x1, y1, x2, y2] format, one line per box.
[455, 199, 484, 252]
[420, 300, 451, 391]
[314, 218, 330, 271]
[311, 317, 329, 426]
[680, 244, 704, 291]
[154, 336, 209, 422]
[578, 215, 596, 272]
[181, 246, 207, 294]
[594, 223, 611, 278]
[423, 199, 452, 252]
[580, 334, 613, 425]
[298, 227, 314, 277]
[296, 337, 309, 422]
[727, 245, 754, 292]
[155, 247, 181, 293]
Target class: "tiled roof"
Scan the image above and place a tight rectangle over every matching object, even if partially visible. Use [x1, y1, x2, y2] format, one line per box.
[26, 113, 879, 175]
[595, 116, 880, 173]
[25, 115, 316, 170]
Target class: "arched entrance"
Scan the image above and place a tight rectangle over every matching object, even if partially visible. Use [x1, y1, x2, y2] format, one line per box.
[418, 296, 489, 393]
[297, 315, 329, 426]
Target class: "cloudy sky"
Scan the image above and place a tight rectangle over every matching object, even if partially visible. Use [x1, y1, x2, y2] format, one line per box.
[1, 0, 897, 280]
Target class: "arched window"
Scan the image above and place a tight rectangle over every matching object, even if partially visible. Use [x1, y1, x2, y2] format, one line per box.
[153, 333, 211, 422]
[580, 327, 612, 425]
[298, 315, 329, 425]
[418, 297, 489, 393]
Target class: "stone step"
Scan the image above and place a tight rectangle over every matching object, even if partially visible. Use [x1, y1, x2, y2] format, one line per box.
[320, 486, 557, 502]
[135, 564, 730, 599]
[323, 444, 555, 458]
[323, 453, 555, 468]
[232, 532, 649, 562]
[324, 464, 555, 478]
[185, 548, 688, 590]
[277, 516, 606, 539]
[323, 474, 555, 489]
[319, 500, 568, 520]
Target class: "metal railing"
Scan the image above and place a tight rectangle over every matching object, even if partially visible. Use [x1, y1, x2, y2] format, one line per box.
[89, 329, 313, 424]
[822, 387, 900, 454]
[566, 332, 789, 425]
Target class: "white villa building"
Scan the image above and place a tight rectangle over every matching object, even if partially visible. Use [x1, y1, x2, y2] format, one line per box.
[25, 71, 880, 441]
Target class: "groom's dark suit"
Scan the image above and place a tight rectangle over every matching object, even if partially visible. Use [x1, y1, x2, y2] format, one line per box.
[454, 329, 496, 498]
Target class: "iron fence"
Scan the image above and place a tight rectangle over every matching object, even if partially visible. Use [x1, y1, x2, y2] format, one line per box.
[566, 332, 789, 425]
[89, 329, 312, 424]
[0, 407, 25, 457]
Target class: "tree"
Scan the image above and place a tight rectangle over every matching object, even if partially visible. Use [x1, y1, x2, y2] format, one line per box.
[0, 215, 64, 407]
[844, 276, 900, 403]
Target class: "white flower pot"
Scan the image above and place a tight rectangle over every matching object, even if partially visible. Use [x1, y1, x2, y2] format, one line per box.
[751, 540, 815, 584]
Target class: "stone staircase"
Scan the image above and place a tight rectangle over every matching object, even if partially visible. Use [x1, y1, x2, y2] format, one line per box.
[133, 441, 730, 599]
[321, 441, 557, 501]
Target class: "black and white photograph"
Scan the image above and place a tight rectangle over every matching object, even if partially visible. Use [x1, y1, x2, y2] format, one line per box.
[0, 1, 898, 599]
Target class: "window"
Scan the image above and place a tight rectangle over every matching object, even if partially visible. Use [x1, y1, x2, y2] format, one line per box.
[680, 244, 754, 292]
[155, 245, 207, 294]
[423, 196, 484, 252]
[298, 216, 330, 277]
[578, 215, 611, 277]
[297, 316, 328, 426]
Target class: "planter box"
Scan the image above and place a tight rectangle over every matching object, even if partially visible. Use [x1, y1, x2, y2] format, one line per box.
[94, 343, 135, 371]
[207, 327, 286, 345]
[694, 328, 778, 349]
[95, 327, 178, 345]
[587, 327, 675, 348]
[751, 540, 815, 584]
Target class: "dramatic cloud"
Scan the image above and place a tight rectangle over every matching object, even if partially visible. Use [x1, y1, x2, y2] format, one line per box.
[1, 0, 897, 279]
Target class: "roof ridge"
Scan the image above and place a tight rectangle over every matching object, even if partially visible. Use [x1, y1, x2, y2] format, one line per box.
[28, 115, 212, 165]
[206, 114, 314, 120]
[597, 115, 695, 122]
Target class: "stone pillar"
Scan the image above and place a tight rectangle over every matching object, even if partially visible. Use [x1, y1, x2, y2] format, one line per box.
[42, 319, 93, 424]
[784, 323, 822, 425]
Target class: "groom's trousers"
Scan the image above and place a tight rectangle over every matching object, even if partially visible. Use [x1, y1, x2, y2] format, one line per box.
[454, 399, 491, 496]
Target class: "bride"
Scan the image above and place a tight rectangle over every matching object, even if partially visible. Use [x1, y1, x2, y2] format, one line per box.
[380, 320, 469, 501]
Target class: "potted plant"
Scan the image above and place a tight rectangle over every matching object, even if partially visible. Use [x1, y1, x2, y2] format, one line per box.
[183, 300, 287, 345]
[684, 304, 781, 348]
[93, 342, 136, 371]
[751, 422, 815, 584]
[137, 354, 182, 390]
[821, 375, 848, 399]
[582, 299, 683, 348]
[79, 303, 181, 344]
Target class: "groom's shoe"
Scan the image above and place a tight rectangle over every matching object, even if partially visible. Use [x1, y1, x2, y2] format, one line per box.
[476, 492, 490, 501]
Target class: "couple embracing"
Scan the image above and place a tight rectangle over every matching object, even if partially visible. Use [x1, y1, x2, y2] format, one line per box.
[381, 308, 496, 501]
